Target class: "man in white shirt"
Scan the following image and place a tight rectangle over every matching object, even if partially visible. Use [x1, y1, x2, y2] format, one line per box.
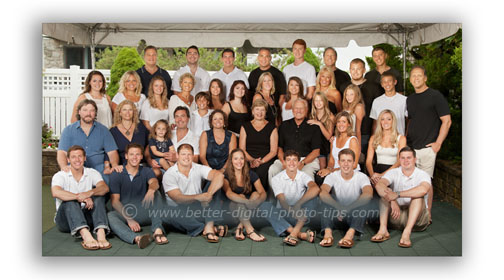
[370, 71, 408, 135]
[170, 106, 200, 163]
[283, 39, 316, 100]
[162, 144, 227, 243]
[319, 149, 373, 248]
[51, 145, 111, 250]
[371, 146, 432, 248]
[172, 46, 211, 97]
[270, 150, 320, 246]
[211, 48, 249, 100]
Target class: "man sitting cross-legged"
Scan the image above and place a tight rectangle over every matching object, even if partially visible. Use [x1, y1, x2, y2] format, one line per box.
[107, 143, 168, 249]
[162, 143, 227, 243]
[319, 148, 373, 248]
[371, 146, 432, 248]
[269, 150, 320, 246]
[51, 145, 111, 250]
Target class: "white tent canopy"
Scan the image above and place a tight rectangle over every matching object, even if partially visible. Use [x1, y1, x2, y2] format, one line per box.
[42, 23, 461, 48]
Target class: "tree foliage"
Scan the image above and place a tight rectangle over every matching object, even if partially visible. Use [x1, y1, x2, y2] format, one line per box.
[106, 47, 144, 98]
[366, 29, 462, 162]
[282, 48, 322, 72]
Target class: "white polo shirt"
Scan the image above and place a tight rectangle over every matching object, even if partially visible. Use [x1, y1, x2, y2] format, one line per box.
[211, 67, 249, 100]
[369, 92, 408, 135]
[271, 170, 313, 207]
[171, 65, 211, 97]
[171, 129, 200, 155]
[162, 163, 212, 206]
[51, 167, 104, 211]
[323, 170, 371, 206]
[382, 167, 431, 208]
[190, 109, 213, 141]
[283, 61, 316, 96]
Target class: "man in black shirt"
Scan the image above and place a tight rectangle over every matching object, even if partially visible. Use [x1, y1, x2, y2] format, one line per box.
[406, 65, 451, 216]
[322, 47, 351, 94]
[365, 47, 404, 94]
[248, 48, 287, 107]
[268, 99, 321, 187]
[341, 58, 382, 165]
[136, 45, 174, 99]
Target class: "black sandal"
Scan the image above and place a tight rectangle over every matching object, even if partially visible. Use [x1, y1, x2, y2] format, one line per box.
[234, 227, 245, 241]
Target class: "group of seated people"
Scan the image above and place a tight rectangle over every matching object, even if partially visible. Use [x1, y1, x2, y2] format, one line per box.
[51, 39, 452, 251]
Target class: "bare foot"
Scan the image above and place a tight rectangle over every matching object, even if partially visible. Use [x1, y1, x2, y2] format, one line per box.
[96, 228, 111, 249]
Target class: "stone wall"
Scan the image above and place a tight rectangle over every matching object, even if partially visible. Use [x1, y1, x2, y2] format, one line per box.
[42, 150, 59, 185]
[433, 159, 462, 209]
[43, 37, 65, 69]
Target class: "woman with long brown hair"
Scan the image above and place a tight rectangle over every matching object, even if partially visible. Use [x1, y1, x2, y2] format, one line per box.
[139, 75, 170, 131]
[71, 70, 113, 128]
[223, 149, 267, 242]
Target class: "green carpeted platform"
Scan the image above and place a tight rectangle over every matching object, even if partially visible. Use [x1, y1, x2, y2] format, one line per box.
[42, 185, 461, 256]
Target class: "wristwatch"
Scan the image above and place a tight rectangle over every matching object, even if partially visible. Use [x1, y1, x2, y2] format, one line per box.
[396, 191, 401, 198]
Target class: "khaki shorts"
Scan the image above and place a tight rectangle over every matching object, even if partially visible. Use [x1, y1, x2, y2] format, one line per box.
[415, 147, 437, 177]
[389, 203, 430, 232]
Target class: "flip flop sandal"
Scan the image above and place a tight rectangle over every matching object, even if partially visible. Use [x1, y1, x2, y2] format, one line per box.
[98, 240, 112, 250]
[202, 232, 219, 243]
[81, 241, 100, 250]
[283, 235, 299, 246]
[234, 227, 245, 241]
[246, 230, 267, 242]
[338, 239, 354, 248]
[153, 233, 169, 245]
[137, 234, 152, 249]
[370, 234, 390, 243]
[305, 229, 316, 243]
[398, 241, 412, 248]
[216, 225, 229, 237]
[320, 236, 334, 247]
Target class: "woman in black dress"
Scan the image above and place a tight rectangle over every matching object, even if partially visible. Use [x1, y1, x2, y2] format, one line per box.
[239, 99, 278, 198]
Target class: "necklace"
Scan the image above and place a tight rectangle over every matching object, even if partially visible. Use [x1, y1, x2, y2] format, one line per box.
[122, 122, 133, 136]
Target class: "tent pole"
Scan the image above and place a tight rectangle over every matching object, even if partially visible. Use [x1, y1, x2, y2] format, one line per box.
[403, 31, 407, 93]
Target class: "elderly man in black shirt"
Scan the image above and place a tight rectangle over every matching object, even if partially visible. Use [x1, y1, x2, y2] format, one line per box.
[268, 98, 322, 187]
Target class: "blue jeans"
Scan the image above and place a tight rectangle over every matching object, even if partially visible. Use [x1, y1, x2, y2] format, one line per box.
[158, 180, 224, 237]
[107, 195, 164, 244]
[260, 198, 319, 236]
[320, 192, 370, 234]
[55, 196, 110, 238]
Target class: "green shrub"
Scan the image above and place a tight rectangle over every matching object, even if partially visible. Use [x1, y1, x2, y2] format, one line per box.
[106, 47, 145, 98]
[282, 48, 322, 72]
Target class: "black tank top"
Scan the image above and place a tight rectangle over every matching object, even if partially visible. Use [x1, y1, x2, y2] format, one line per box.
[227, 102, 250, 134]
[243, 121, 275, 158]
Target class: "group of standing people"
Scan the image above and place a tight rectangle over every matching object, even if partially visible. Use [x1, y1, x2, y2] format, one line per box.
[51, 39, 452, 250]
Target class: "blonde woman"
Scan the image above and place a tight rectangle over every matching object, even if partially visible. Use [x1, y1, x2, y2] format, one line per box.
[71, 71, 113, 128]
[366, 110, 406, 185]
[140, 75, 170, 131]
[168, 73, 197, 127]
[112, 71, 146, 114]
[342, 84, 365, 144]
[316, 111, 360, 185]
[252, 72, 280, 126]
[307, 92, 334, 169]
[106, 100, 151, 168]
[316, 66, 342, 113]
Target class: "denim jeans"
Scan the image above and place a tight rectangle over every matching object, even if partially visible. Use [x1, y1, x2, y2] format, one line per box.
[320, 192, 371, 234]
[261, 198, 319, 236]
[107, 194, 164, 244]
[55, 196, 110, 238]
[157, 180, 224, 237]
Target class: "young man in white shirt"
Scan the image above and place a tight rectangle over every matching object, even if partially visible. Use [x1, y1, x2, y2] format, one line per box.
[270, 150, 320, 246]
[172, 46, 211, 97]
[170, 106, 200, 163]
[283, 39, 316, 100]
[162, 143, 227, 243]
[370, 71, 408, 135]
[51, 145, 111, 250]
[211, 48, 249, 100]
[319, 148, 373, 248]
[371, 146, 432, 248]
